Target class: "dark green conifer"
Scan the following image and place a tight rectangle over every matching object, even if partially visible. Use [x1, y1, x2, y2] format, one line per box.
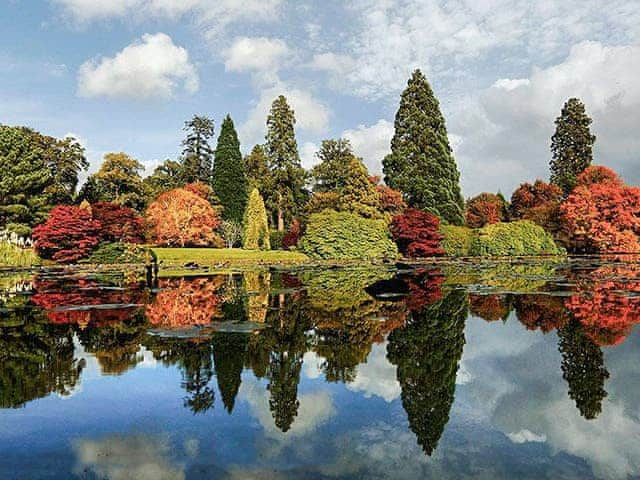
[181, 115, 215, 183]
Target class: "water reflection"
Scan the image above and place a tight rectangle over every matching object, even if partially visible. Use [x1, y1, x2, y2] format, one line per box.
[1, 260, 640, 478]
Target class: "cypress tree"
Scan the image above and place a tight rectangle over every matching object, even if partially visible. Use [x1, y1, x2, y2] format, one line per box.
[181, 115, 215, 184]
[243, 188, 270, 250]
[550, 98, 596, 196]
[212, 115, 248, 223]
[265, 95, 307, 231]
[383, 70, 464, 225]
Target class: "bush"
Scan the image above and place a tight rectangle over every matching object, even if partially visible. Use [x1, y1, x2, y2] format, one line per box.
[439, 225, 475, 256]
[283, 218, 302, 250]
[270, 230, 285, 250]
[83, 242, 152, 265]
[0, 231, 38, 267]
[33, 205, 102, 263]
[465, 193, 508, 228]
[300, 210, 398, 260]
[390, 208, 444, 257]
[470, 220, 562, 256]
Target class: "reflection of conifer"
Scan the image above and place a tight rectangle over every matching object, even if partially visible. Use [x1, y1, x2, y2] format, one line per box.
[212, 332, 249, 413]
[558, 319, 609, 420]
[387, 289, 468, 455]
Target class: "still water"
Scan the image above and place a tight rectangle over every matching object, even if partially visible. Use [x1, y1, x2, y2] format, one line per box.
[1, 259, 639, 479]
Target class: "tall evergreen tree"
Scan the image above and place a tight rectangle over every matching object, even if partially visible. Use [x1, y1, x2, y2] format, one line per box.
[244, 144, 272, 197]
[243, 188, 270, 250]
[212, 115, 248, 223]
[550, 98, 596, 195]
[181, 115, 215, 183]
[383, 70, 464, 225]
[265, 95, 308, 231]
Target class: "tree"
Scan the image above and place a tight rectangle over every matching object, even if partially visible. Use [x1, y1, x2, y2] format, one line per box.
[143, 159, 184, 203]
[220, 220, 243, 248]
[91, 201, 145, 243]
[243, 188, 270, 250]
[244, 144, 272, 195]
[212, 115, 248, 223]
[550, 98, 596, 195]
[32, 205, 101, 263]
[212, 332, 249, 413]
[181, 115, 215, 183]
[311, 139, 358, 192]
[146, 187, 222, 247]
[559, 166, 640, 253]
[465, 193, 508, 228]
[370, 176, 406, 216]
[383, 70, 464, 225]
[509, 180, 562, 233]
[265, 95, 308, 231]
[43, 135, 89, 205]
[81, 152, 145, 211]
[391, 208, 445, 258]
[282, 218, 302, 250]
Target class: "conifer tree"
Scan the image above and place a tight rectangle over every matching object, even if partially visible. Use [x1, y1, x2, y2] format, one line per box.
[243, 188, 270, 250]
[212, 115, 248, 223]
[265, 95, 307, 231]
[550, 98, 596, 196]
[244, 144, 272, 196]
[383, 70, 464, 225]
[181, 115, 215, 183]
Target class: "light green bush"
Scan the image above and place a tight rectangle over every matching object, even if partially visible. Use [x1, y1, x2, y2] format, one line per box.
[300, 210, 398, 260]
[469, 220, 563, 256]
[440, 225, 475, 256]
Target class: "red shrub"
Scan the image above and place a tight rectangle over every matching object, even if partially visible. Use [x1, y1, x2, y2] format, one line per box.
[465, 193, 507, 228]
[391, 208, 445, 258]
[282, 218, 302, 249]
[91, 201, 145, 243]
[509, 180, 562, 232]
[33, 205, 102, 263]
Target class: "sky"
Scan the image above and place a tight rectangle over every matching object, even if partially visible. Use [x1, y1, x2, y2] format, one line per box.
[1, 0, 639, 197]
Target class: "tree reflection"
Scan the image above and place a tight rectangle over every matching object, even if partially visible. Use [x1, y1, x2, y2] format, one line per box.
[387, 287, 468, 456]
[515, 295, 568, 333]
[212, 332, 249, 413]
[469, 294, 511, 322]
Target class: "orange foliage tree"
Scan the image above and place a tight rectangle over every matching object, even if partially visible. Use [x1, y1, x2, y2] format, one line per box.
[369, 176, 406, 216]
[465, 193, 507, 228]
[146, 187, 222, 247]
[470, 294, 511, 322]
[559, 166, 640, 253]
[509, 180, 563, 233]
[514, 295, 568, 333]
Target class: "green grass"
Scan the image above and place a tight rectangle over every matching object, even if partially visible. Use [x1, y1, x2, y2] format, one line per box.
[152, 248, 309, 269]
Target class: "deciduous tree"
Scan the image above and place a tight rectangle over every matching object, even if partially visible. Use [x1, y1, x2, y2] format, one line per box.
[91, 201, 145, 243]
[509, 180, 562, 233]
[391, 208, 445, 258]
[465, 193, 507, 228]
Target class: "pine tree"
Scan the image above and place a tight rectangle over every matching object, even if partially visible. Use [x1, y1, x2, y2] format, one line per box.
[550, 98, 596, 196]
[265, 95, 308, 231]
[181, 115, 214, 183]
[212, 115, 248, 223]
[383, 70, 464, 225]
[243, 188, 270, 250]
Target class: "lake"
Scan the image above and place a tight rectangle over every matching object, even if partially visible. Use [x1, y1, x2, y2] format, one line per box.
[1, 258, 639, 479]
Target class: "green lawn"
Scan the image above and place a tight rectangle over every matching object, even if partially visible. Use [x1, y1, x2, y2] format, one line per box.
[152, 247, 309, 269]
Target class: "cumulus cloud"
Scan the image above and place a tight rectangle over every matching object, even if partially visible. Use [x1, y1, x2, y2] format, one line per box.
[224, 37, 289, 73]
[77, 33, 198, 100]
[342, 119, 393, 176]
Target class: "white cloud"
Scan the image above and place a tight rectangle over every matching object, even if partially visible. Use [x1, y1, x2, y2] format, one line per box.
[342, 119, 393, 176]
[309, 53, 355, 74]
[77, 33, 199, 100]
[347, 342, 400, 402]
[507, 429, 547, 444]
[300, 141, 319, 170]
[224, 37, 289, 73]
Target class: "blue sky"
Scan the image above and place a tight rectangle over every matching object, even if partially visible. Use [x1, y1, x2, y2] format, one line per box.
[1, 0, 639, 196]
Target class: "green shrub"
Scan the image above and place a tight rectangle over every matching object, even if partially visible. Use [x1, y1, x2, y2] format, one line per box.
[469, 220, 563, 256]
[269, 230, 285, 250]
[83, 242, 153, 265]
[300, 210, 398, 260]
[440, 225, 475, 256]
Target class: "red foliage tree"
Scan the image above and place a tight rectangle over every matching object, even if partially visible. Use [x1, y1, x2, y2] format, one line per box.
[509, 180, 563, 232]
[391, 208, 445, 258]
[559, 166, 640, 253]
[282, 218, 302, 249]
[465, 193, 507, 228]
[91, 201, 145, 243]
[145, 187, 222, 247]
[32, 205, 102, 263]
[403, 269, 445, 310]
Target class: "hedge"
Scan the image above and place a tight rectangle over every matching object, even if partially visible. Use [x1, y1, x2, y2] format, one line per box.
[469, 220, 563, 256]
[300, 210, 398, 260]
[440, 225, 475, 256]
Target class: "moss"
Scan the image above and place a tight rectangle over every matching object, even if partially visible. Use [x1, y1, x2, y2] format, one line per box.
[440, 225, 475, 257]
[470, 220, 563, 256]
[300, 210, 398, 261]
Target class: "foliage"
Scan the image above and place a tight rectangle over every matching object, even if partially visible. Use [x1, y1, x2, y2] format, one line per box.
[83, 242, 150, 265]
[243, 188, 271, 250]
[391, 208, 444, 257]
[469, 294, 511, 321]
[270, 230, 285, 250]
[0, 231, 38, 267]
[91, 201, 144, 243]
[370, 176, 406, 216]
[80, 152, 145, 211]
[244, 144, 272, 197]
[151, 248, 308, 268]
[282, 218, 302, 249]
[32, 205, 101, 263]
[219, 220, 243, 248]
[509, 180, 562, 233]
[470, 220, 562, 256]
[465, 192, 507, 228]
[142, 159, 184, 202]
[300, 210, 398, 260]
[146, 187, 222, 247]
[439, 225, 475, 257]
[212, 115, 248, 223]
[0, 125, 88, 234]
[181, 115, 215, 183]
[382, 69, 464, 225]
[265, 95, 308, 230]
[559, 166, 640, 253]
[514, 295, 567, 332]
[550, 98, 596, 195]
[302, 191, 340, 223]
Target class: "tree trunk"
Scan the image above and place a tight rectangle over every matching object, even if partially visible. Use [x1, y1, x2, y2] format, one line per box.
[278, 208, 284, 232]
